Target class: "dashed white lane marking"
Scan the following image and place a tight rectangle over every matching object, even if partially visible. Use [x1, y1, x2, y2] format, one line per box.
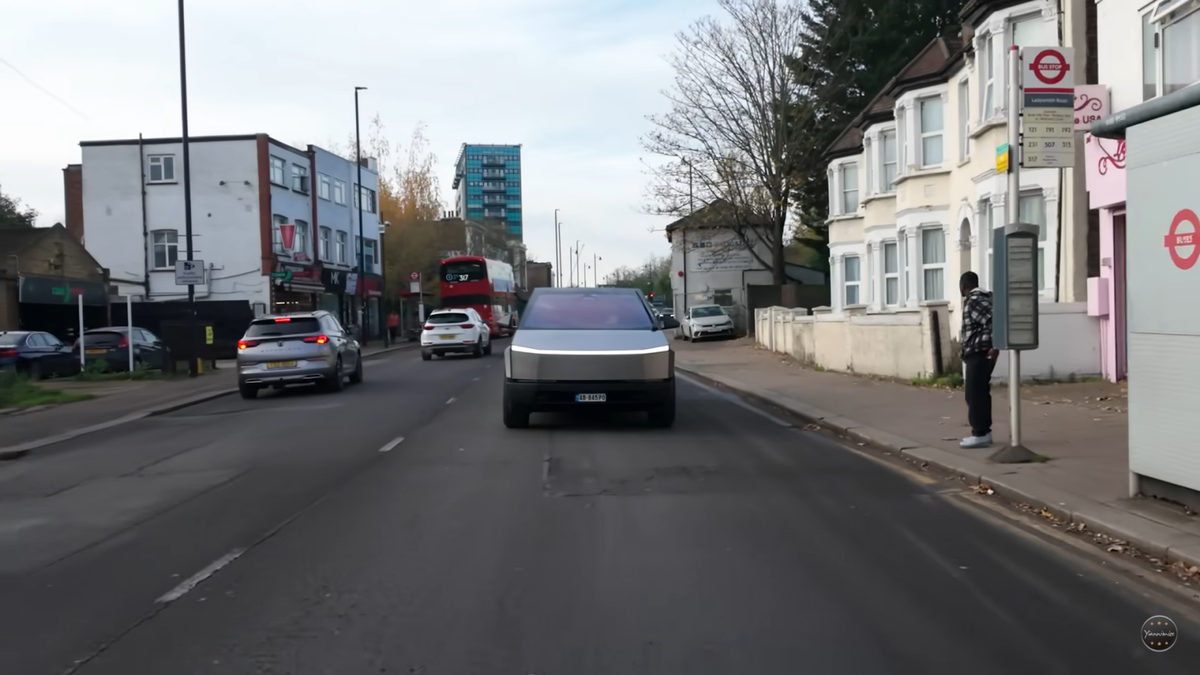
[472, 377, 481, 381]
[156, 548, 246, 604]
[379, 436, 405, 453]
[446, 397, 456, 405]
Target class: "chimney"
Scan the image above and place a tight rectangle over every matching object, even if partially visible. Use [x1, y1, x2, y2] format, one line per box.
[62, 164, 84, 243]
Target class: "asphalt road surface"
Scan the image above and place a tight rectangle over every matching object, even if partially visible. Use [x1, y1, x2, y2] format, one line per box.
[0, 344, 1196, 674]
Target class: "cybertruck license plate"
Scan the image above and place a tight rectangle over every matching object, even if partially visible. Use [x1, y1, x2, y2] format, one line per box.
[575, 393, 606, 403]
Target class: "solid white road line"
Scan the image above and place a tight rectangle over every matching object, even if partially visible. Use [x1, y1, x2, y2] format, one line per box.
[446, 397, 456, 405]
[379, 436, 405, 453]
[156, 548, 246, 604]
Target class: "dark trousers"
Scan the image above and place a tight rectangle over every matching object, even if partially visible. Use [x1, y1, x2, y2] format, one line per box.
[964, 352, 997, 437]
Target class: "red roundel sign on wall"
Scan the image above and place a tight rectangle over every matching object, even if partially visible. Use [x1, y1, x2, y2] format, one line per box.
[1164, 209, 1200, 271]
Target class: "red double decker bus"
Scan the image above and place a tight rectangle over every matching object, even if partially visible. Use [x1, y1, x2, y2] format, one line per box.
[439, 255, 518, 336]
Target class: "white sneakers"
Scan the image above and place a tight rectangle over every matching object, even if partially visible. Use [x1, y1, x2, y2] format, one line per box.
[960, 433, 992, 448]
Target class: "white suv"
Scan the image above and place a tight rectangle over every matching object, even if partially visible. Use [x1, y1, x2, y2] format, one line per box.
[421, 308, 492, 360]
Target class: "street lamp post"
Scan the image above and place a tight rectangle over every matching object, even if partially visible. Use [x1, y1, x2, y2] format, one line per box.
[575, 241, 584, 288]
[594, 253, 600, 288]
[177, 0, 198, 377]
[554, 209, 561, 287]
[354, 86, 368, 346]
[380, 220, 390, 346]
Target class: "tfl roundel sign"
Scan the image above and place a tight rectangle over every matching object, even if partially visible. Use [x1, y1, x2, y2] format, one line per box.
[1021, 46, 1075, 90]
[1165, 209, 1200, 271]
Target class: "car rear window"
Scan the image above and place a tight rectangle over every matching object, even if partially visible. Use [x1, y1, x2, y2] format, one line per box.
[0, 334, 25, 346]
[521, 292, 653, 330]
[428, 313, 470, 324]
[244, 318, 322, 337]
[82, 331, 126, 346]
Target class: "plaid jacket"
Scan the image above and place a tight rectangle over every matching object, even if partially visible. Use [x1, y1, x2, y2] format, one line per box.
[960, 289, 994, 357]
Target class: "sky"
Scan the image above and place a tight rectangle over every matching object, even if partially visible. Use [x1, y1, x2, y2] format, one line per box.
[0, 0, 721, 282]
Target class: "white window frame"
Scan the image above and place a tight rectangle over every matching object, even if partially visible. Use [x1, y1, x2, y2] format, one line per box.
[335, 231, 348, 264]
[269, 156, 286, 186]
[827, 167, 837, 216]
[980, 33, 995, 121]
[918, 97, 944, 168]
[896, 108, 907, 175]
[319, 226, 331, 260]
[147, 155, 176, 183]
[318, 174, 331, 200]
[843, 255, 862, 306]
[840, 162, 859, 214]
[333, 180, 346, 205]
[958, 78, 970, 160]
[1158, 5, 1200, 96]
[863, 139, 874, 195]
[919, 226, 947, 301]
[883, 240, 900, 306]
[881, 130, 898, 191]
[294, 220, 309, 257]
[151, 230, 178, 269]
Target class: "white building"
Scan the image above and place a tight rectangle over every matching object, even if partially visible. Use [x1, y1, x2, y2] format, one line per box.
[74, 134, 380, 319]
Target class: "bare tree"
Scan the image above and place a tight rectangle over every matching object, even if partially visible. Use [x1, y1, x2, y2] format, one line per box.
[641, 0, 840, 285]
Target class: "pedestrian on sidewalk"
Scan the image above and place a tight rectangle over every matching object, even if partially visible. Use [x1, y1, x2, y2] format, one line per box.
[959, 271, 998, 448]
[387, 311, 399, 341]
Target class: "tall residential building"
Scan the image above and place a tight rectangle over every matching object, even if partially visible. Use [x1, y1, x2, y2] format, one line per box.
[451, 144, 523, 239]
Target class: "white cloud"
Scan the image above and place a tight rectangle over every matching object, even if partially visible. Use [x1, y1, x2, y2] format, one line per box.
[0, 0, 720, 278]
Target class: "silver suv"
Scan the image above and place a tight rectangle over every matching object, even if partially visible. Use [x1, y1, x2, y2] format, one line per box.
[236, 311, 362, 399]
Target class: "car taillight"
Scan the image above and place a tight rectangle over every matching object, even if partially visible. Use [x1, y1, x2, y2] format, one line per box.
[237, 340, 257, 350]
[273, 317, 291, 323]
[460, 323, 474, 329]
[117, 336, 128, 348]
[302, 335, 328, 344]
[423, 324, 434, 331]
[0, 348, 17, 359]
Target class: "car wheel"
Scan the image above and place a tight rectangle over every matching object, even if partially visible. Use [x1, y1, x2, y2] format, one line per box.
[502, 384, 529, 429]
[421, 349, 432, 361]
[326, 358, 345, 392]
[348, 353, 364, 384]
[647, 381, 676, 428]
[239, 383, 259, 400]
[483, 337, 493, 355]
[472, 341, 483, 358]
[27, 360, 43, 381]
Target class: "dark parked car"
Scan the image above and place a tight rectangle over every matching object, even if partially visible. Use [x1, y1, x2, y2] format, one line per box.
[503, 287, 680, 429]
[0, 331, 80, 379]
[72, 327, 174, 372]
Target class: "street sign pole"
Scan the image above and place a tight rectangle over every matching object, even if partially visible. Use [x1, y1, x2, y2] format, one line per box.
[127, 295, 134, 372]
[1002, 45, 1029, 462]
[78, 294, 85, 371]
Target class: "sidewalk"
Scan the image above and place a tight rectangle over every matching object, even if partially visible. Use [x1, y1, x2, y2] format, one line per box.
[0, 342, 415, 458]
[673, 338, 1200, 573]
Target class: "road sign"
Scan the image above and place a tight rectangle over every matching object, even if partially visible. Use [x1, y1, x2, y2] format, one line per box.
[1165, 209, 1199, 270]
[409, 271, 420, 281]
[175, 260, 206, 285]
[996, 144, 1010, 173]
[1023, 47, 1074, 91]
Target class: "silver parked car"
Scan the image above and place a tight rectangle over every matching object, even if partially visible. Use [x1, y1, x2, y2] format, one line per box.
[236, 311, 362, 399]
[503, 287, 681, 429]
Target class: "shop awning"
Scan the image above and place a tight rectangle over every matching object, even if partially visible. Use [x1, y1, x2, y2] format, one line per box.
[281, 280, 325, 294]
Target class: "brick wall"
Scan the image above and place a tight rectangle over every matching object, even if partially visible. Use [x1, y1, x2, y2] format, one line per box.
[62, 164, 84, 243]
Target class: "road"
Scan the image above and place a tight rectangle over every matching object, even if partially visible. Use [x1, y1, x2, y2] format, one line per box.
[0, 343, 1195, 674]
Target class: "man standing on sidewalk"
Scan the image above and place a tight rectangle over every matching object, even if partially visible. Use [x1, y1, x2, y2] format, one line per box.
[959, 272, 998, 448]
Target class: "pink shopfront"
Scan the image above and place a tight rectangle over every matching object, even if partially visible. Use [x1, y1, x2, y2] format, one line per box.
[1081, 85, 1128, 382]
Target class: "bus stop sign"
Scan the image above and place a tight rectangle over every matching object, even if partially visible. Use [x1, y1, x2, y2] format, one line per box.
[1165, 208, 1199, 270]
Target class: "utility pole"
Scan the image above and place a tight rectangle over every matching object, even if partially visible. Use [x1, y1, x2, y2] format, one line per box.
[177, 0, 197, 377]
[594, 253, 599, 287]
[354, 86, 368, 345]
[575, 241, 584, 288]
[554, 209, 561, 287]
[681, 157, 693, 314]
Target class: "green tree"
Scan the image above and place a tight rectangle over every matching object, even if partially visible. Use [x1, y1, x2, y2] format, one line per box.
[0, 185, 37, 229]
[786, 0, 962, 258]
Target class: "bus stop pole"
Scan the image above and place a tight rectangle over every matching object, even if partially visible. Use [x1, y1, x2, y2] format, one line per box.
[1006, 45, 1023, 449]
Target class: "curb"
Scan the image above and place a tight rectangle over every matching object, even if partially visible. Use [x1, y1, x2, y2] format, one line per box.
[0, 345, 419, 460]
[676, 363, 1200, 571]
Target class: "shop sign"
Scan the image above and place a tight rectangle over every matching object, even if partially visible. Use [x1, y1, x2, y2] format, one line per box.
[1165, 209, 1199, 271]
[18, 275, 107, 306]
[1074, 85, 1109, 131]
[321, 267, 350, 293]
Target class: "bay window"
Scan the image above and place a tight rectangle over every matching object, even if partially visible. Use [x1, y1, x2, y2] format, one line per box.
[919, 98, 944, 167]
[882, 131, 898, 189]
[841, 163, 859, 213]
[1144, 12, 1159, 101]
[980, 33, 995, 120]
[921, 227, 946, 301]
[958, 79, 970, 160]
[844, 256, 861, 306]
[883, 241, 899, 306]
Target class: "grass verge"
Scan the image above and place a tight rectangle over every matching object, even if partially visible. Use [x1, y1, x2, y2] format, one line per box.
[0, 372, 94, 410]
